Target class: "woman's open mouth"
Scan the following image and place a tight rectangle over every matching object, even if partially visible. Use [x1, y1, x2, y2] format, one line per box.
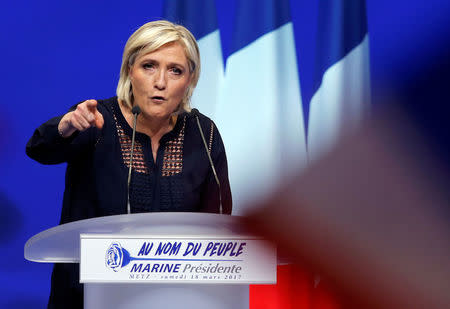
[150, 96, 166, 103]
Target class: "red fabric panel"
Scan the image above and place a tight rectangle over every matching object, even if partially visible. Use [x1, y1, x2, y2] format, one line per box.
[311, 279, 342, 309]
[250, 265, 341, 309]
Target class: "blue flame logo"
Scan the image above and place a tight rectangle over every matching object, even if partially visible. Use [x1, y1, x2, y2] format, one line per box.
[105, 242, 131, 272]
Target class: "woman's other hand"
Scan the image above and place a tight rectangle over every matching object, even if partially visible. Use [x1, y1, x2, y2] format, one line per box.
[58, 100, 104, 137]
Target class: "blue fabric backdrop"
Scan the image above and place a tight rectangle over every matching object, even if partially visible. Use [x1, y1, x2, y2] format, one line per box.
[0, 0, 449, 307]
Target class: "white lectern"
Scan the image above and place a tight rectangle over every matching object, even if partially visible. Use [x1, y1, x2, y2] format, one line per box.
[25, 213, 276, 309]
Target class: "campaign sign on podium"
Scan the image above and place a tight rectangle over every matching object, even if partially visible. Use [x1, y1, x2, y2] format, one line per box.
[26, 212, 276, 308]
[80, 235, 276, 284]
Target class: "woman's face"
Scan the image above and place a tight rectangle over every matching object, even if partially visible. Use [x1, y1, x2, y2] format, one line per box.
[129, 41, 191, 119]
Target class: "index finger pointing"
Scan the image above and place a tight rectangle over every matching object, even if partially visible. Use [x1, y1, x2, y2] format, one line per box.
[85, 99, 98, 112]
[94, 110, 104, 129]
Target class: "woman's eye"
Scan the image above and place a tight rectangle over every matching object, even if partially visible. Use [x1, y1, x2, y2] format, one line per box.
[142, 63, 155, 70]
[170, 67, 183, 75]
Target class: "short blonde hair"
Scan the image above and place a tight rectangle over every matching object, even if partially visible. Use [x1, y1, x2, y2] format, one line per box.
[116, 20, 200, 112]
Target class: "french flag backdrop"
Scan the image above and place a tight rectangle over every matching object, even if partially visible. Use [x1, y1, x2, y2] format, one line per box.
[165, 0, 307, 213]
[1, 0, 450, 308]
[163, 0, 224, 119]
[307, 1, 371, 161]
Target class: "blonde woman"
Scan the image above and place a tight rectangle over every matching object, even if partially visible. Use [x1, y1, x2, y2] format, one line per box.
[26, 20, 232, 308]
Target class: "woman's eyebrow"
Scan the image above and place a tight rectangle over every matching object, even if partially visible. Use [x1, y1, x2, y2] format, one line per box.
[166, 61, 186, 68]
[137, 57, 185, 68]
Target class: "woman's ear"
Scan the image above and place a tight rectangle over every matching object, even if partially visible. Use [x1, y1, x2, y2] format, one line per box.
[128, 65, 134, 82]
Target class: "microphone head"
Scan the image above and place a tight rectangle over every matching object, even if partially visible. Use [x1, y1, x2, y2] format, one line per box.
[131, 105, 141, 115]
[191, 108, 200, 117]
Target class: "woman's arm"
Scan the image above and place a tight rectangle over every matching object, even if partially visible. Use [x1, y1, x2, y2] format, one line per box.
[26, 100, 104, 164]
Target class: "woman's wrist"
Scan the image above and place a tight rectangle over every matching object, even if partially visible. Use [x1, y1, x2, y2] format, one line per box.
[58, 112, 76, 138]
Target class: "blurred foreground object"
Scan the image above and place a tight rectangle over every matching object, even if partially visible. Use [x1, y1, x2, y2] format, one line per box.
[245, 40, 450, 309]
[245, 108, 450, 308]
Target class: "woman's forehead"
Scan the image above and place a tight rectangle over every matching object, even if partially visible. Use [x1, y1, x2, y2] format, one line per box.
[136, 41, 188, 64]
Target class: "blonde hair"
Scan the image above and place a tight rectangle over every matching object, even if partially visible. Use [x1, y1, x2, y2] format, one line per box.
[116, 20, 200, 112]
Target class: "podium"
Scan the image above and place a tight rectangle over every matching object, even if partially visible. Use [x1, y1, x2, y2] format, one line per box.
[25, 213, 276, 308]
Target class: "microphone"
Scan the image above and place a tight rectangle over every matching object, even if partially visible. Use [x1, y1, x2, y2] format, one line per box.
[190, 108, 200, 117]
[131, 105, 141, 115]
[191, 108, 223, 214]
[127, 105, 141, 214]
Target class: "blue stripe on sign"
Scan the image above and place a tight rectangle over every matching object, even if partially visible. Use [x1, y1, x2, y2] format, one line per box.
[163, 0, 218, 40]
[313, 1, 368, 91]
[228, 0, 291, 58]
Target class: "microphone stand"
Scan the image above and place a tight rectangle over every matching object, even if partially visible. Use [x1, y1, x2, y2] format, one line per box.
[192, 109, 223, 214]
[127, 105, 141, 214]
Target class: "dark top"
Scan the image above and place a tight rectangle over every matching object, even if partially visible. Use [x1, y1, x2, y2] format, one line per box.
[26, 96, 232, 308]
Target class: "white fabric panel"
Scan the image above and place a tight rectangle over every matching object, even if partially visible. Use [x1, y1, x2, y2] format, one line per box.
[215, 23, 307, 214]
[307, 35, 371, 161]
[190, 30, 224, 119]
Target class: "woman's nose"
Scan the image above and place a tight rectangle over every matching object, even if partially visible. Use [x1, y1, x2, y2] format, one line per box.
[154, 69, 167, 90]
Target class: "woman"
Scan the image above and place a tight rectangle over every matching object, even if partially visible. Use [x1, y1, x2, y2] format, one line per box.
[26, 20, 232, 308]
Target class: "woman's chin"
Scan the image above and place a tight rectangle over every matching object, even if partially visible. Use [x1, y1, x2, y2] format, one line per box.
[141, 108, 171, 120]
